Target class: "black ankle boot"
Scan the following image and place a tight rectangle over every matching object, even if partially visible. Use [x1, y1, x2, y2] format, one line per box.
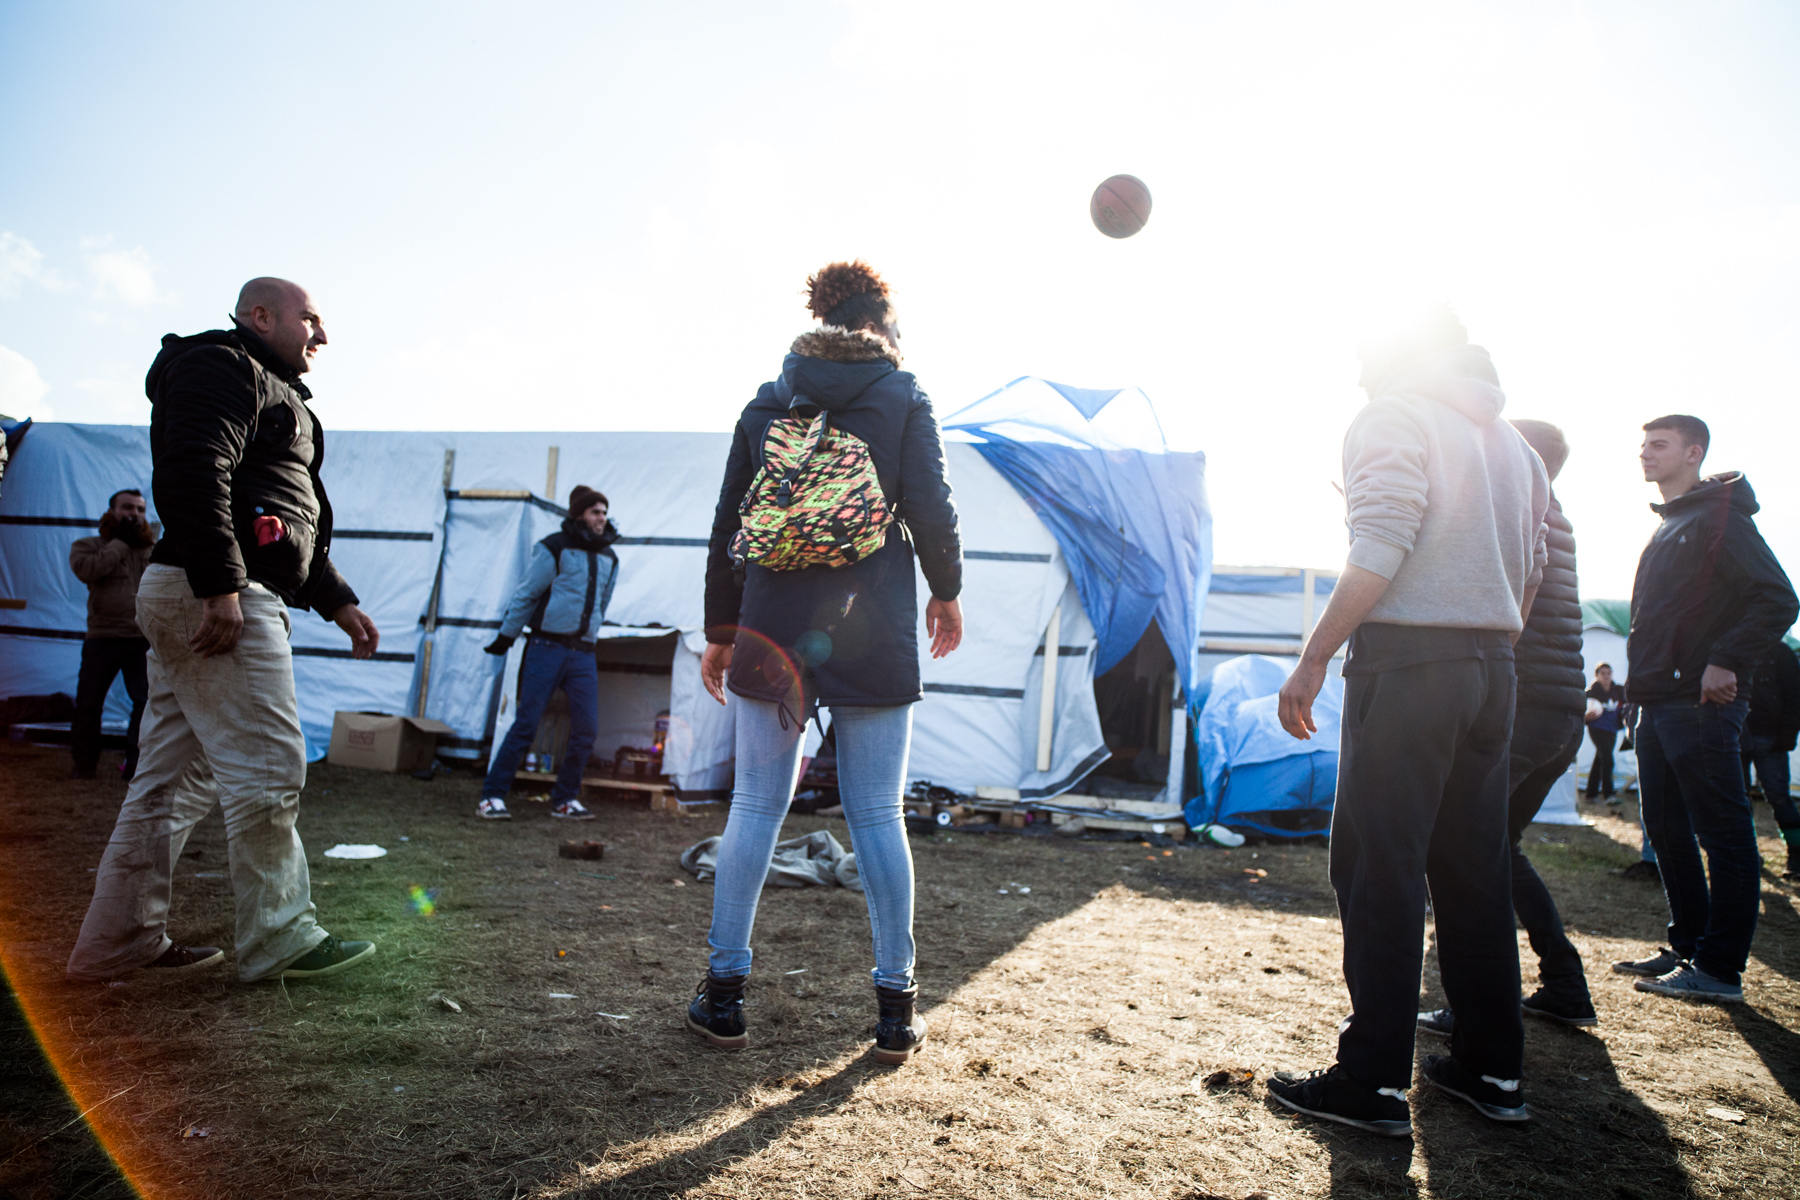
[873, 983, 927, 1065]
[687, 973, 748, 1049]
[1784, 843, 1800, 881]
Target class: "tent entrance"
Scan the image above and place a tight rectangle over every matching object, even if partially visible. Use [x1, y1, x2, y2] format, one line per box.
[1090, 623, 1177, 795]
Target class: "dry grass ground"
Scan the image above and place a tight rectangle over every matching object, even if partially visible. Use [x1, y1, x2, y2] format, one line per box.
[1, 737, 1797, 1200]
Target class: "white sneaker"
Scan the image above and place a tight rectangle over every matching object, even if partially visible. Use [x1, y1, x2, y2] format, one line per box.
[477, 797, 512, 820]
[552, 799, 596, 820]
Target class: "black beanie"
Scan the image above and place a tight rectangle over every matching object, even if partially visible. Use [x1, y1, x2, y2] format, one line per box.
[568, 485, 608, 517]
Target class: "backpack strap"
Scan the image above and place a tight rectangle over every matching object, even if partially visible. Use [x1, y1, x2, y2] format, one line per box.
[774, 412, 829, 509]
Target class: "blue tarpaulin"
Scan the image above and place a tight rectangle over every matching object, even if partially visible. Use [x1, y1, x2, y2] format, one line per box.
[942, 378, 1212, 694]
[1184, 654, 1342, 838]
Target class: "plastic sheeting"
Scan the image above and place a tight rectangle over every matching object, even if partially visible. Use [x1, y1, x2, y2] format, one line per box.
[943, 378, 1212, 695]
[1185, 654, 1342, 837]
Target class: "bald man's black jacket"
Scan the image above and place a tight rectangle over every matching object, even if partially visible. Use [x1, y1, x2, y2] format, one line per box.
[144, 321, 358, 616]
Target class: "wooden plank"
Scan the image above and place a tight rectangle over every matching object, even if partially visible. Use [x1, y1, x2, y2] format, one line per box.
[516, 770, 670, 793]
[1035, 604, 1060, 772]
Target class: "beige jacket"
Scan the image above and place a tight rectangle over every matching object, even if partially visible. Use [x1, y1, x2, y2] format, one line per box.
[1342, 344, 1549, 633]
[69, 533, 154, 638]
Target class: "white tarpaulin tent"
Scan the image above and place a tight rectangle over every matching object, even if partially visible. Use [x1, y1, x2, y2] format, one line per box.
[0, 422, 1110, 801]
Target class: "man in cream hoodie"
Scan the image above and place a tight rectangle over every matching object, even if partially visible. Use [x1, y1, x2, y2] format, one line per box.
[1267, 306, 1549, 1137]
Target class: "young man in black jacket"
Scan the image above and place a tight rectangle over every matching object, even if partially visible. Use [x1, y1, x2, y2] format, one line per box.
[1614, 414, 1798, 1004]
[67, 278, 380, 985]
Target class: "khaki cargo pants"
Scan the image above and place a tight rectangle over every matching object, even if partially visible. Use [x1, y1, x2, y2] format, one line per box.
[67, 565, 329, 982]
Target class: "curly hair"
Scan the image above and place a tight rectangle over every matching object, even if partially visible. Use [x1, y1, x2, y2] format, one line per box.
[804, 260, 895, 331]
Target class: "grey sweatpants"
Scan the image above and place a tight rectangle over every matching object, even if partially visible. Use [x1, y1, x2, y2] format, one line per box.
[67, 565, 328, 982]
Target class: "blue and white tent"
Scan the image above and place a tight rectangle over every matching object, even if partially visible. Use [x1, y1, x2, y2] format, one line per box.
[0, 389, 1212, 808]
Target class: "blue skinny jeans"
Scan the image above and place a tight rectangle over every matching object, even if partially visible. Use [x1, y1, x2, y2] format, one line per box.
[707, 697, 917, 990]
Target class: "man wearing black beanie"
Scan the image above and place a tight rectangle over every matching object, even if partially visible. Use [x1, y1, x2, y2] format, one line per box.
[477, 485, 620, 820]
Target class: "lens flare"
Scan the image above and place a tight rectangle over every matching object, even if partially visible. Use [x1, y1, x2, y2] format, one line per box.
[407, 885, 438, 917]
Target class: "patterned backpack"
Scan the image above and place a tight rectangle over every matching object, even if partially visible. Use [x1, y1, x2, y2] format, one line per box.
[730, 411, 892, 574]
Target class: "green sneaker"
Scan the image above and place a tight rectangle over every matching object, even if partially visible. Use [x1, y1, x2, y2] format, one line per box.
[282, 936, 377, 979]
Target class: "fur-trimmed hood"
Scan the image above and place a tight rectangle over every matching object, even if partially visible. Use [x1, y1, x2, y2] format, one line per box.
[789, 325, 901, 368]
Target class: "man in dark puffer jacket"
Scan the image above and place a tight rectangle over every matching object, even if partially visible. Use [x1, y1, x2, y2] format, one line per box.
[1419, 419, 1596, 1039]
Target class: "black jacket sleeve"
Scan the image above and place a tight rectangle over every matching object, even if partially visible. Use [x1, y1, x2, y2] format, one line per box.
[703, 418, 756, 644]
[1775, 645, 1800, 746]
[896, 388, 963, 602]
[298, 411, 358, 618]
[1709, 510, 1800, 676]
[152, 346, 257, 598]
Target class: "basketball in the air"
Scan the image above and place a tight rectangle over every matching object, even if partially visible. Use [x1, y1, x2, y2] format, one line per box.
[1090, 174, 1152, 238]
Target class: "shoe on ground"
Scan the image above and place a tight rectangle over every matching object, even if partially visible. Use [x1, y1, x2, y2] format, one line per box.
[1267, 1064, 1412, 1138]
[551, 798, 595, 820]
[687, 973, 748, 1049]
[1633, 963, 1744, 1004]
[1784, 845, 1800, 881]
[1620, 860, 1660, 883]
[1416, 1008, 1455, 1038]
[147, 944, 224, 971]
[477, 797, 512, 820]
[1422, 1054, 1529, 1123]
[873, 983, 928, 1065]
[1521, 988, 1598, 1027]
[281, 936, 376, 979]
[1611, 946, 1683, 977]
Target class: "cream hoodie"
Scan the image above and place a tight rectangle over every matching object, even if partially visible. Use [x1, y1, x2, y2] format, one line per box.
[1342, 344, 1548, 632]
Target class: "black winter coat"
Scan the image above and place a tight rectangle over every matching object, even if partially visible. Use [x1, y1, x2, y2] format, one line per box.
[1627, 473, 1797, 705]
[145, 323, 357, 616]
[705, 327, 962, 710]
[1516, 493, 1585, 713]
[1745, 643, 1800, 745]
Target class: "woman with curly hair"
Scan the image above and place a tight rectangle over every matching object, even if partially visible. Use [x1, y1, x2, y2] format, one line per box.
[689, 261, 964, 1064]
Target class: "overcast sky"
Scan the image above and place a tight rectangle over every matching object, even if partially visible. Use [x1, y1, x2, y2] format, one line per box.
[3, 1, 1796, 601]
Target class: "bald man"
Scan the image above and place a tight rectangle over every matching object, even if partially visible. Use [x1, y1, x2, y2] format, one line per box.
[68, 278, 380, 985]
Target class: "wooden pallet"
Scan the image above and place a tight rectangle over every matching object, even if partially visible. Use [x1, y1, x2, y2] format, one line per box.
[514, 770, 689, 812]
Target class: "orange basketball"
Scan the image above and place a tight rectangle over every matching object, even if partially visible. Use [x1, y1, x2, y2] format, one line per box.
[1090, 174, 1152, 238]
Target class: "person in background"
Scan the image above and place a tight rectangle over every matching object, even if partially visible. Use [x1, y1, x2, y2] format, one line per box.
[1584, 663, 1626, 801]
[692, 260, 963, 1066]
[478, 485, 619, 822]
[1614, 414, 1798, 1004]
[1741, 642, 1800, 880]
[1270, 305, 1549, 1136]
[67, 277, 380, 985]
[1417, 418, 1596, 1040]
[68, 488, 155, 780]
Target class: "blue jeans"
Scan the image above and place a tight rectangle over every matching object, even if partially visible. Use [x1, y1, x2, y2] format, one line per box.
[1633, 698, 1761, 984]
[482, 638, 598, 804]
[707, 698, 917, 990]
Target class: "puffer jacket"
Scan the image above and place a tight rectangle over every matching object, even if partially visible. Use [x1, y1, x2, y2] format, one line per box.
[704, 326, 962, 710]
[144, 322, 356, 616]
[1627, 473, 1798, 704]
[498, 518, 620, 642]
[1514, 492, 1585, 713]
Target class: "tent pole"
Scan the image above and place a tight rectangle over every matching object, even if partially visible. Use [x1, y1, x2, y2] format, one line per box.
[415, 448, 456, 719]
[546, 445, 560, 501]
[1301, 567, 1317, 641]
[1165, 679, 1187, 807]
[1036, 604, 1060, 773]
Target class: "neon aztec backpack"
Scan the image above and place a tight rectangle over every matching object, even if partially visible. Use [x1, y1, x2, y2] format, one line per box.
[730, 409, 893, 574]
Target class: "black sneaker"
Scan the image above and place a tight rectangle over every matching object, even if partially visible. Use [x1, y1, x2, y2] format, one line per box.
[281, 936, 376, 979]
[686, 973, 748, 1050]
[1422, 1054, 1529, 1123]
[147, 944, 224, 971]
[1416, 1008, 1455, 1038]
[1521, 988, 1598, 1027]
[1267, 1065, 1411, 1138]
[1611, 946, 1683, 977]
[1620, 860, 1661, 883]
[1783, 845, 1800, 881]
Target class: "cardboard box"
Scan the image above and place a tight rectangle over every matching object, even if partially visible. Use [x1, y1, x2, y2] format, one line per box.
[327, 712, 456, 773]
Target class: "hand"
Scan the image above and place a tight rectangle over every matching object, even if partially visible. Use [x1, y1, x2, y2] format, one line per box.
[701, 642, 733, 706]
[190, 592, 245, 657]
[483, 634, 516, 657]
[331, 604, 380, 660]
[1700, 664, 1738, 705]
[1278, 657, 1329, 740]
[926, 597, 963, 659]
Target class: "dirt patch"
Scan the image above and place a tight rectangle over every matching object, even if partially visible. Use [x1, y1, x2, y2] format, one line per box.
[1, 739, 1797, 1199]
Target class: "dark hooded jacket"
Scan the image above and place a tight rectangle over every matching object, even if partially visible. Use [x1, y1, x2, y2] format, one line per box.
[144, 323, 356, 616]
[1627, 473, 1797, 705]
[1745, 643, 1800, 747]
[1514, 492, 1585, 713]
[704, 327, 962, 710]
